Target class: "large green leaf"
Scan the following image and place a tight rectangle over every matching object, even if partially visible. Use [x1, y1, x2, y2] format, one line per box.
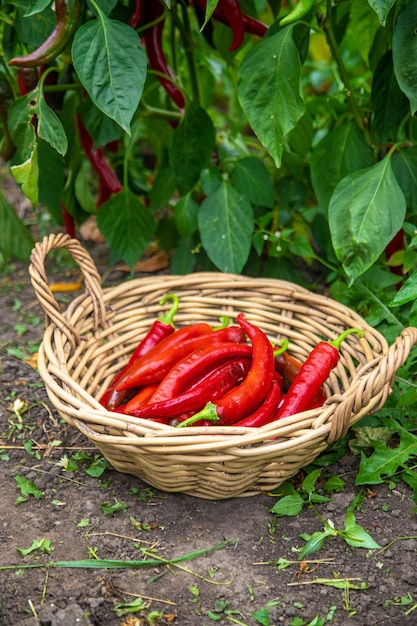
[310, 123, 373, 213]
[346, 0, 379, 64]
[72, 16, 146, 134]
[392, 147, 417, 213]
[37, 95, 68, 156]
[367, 0, 396, 25]
[0, 190, 34, 262]
[231, 157, 275, 208]
[169, 101, 216, 191]
[7, 92, 37, 161]
[329, 155, 406, 282]
[356, 427, 417, 485]
[371, 51, 409, 143]
[393, 1, 417, 114]
[237, 25, 306, 168]
[197, 180, 254, 273]
[97, 190, 156, 270]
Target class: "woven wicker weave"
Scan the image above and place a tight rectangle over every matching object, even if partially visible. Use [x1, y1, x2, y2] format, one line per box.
[29, 233, 417, 499]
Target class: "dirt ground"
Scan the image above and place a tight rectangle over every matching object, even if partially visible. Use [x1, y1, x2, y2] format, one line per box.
[1, 236, 417, 626]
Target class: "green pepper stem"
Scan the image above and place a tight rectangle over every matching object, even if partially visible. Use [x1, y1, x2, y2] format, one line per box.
[175, 402, 219, 428]
[158, 294, 179, 325]
[273, 339, 289, 357]
[329, 328, 364, 351]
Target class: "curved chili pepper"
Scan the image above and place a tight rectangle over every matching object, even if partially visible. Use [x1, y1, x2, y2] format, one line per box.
[190, 313, 275, 425]
[61, 202, 76, 239]
[232, 377, 281, 428]
[8, 0, 81, 68]
[276, 328, 363, 420]
[241, 14, 269, 37]
[147, 342, 251, 403]
[103, 295, 179, 409]
[125, 357, 251, 418]
[214, 0, 245, 51]
[116, 325, 247, 391]
[76, 114, 122, 207]
[280, 0, 317, 26]
[143, 2, 185, 109]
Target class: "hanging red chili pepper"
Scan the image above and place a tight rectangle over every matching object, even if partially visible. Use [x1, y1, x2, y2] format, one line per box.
[102, 294, 179, 410]
[76, 115, 122, 207]
[116, 324, 246, 390]
[125, 356, 251, 418]
[193, 0, 268, 48]
[16, 68, 39, 96]
[129, 0, 144, 29]
[143, 2, 185, 109]
[8, 0, 81, 68]
[276, 328, 363, 420]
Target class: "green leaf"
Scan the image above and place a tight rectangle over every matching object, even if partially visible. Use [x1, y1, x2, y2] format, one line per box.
[169, 101, 216, 191]
[7, 92, 37, 161]
[250, 607, 270, 626]
[72, 16, 146, 133]
[15, 475, 43, 501]
[231, 157, 275, 208]
[371, 51, 409, 143]
[197, 180, 254, 273]
[329, 155, 406, 282]
[393, 1, 417, 114]
[14, 1, 55, 48]
[270, 493, 304, 517]
[356, 427, 417, 485]
[174, 194, 199, 237]
[367, 0, 396, 25]
[37, 138, 66, 215]
[347, 0, 380, 64]
[343, 510, 381, 549]
[238, 25, 306, 168]
[11, 144, 39, 206]
[96, 190, 156, 270]
[100, 500, 127, 515]
[298, 531, 328, 559]
[311, 122, 373, 213]
[0, 190, 34, 262]
[17, 538, 54, 556]
[392, 147, 417, 212]
[149, 166, 177, 212]
[390, 269, 417, 306]
[37, 96, 68, 155]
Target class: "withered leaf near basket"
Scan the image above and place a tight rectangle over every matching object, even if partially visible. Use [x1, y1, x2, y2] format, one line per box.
[28, 233, 417, 500]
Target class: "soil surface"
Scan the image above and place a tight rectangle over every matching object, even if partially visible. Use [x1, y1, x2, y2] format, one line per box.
[1, 230, 417, 626]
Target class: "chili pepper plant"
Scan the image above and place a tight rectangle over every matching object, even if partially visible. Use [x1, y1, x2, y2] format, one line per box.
[1, 0, 417, 332]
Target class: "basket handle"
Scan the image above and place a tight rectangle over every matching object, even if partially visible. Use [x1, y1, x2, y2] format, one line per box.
[327, 326, 417, 443]
[29, 233, 106, 350]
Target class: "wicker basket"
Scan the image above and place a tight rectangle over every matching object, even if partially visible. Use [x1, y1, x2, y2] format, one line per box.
[29, 233, 417, 499]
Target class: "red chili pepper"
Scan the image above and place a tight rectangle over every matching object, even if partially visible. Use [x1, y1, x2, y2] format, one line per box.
[117, 325, 247, 391]
[215, 0, 245, 50]
[129, 0, 144, 28]
[76, 115, 122, 206]
[276, 328, 363, 420]
[241, 13, 269, 37]
[148, 344, 251, 403]
[8, 0, 81, 68]
[275, 350, 326, 406]
[188, 313, 274, 426]
[125, 357, 251, 418]
[103, 295, 179, 410]
[233, 377, 281, 428]
[143, 2, 185, 109]
[61, 202, 76, 239]
[193, 0, 267, 48]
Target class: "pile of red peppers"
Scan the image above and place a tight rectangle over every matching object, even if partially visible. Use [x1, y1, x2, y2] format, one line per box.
[101, 296, 363, 428]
